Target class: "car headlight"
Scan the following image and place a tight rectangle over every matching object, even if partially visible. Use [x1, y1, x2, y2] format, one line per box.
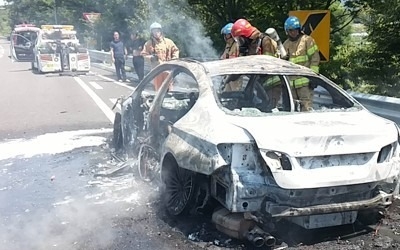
[262, 150, 292, 171]
[377, 144, 394, 163]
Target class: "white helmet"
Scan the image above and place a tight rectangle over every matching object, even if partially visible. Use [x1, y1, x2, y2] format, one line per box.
[150, 22, 162, 32]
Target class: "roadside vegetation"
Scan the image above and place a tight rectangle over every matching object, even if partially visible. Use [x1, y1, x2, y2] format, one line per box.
[4, 0, 400, 97]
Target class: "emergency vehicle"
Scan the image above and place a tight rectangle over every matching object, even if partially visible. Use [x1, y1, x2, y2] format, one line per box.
[10, 24, 41, 62]
[28, 25, 90, 73]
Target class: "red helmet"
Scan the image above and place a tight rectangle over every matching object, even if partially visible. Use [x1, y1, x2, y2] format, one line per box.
[231, 19, 256, 38]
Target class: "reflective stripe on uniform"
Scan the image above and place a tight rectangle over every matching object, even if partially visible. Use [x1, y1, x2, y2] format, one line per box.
[291, 77, 309, 88]
[310, 65, 319, 73]
[264, 76, 280, 87]
[307, 44, 318, 57]
[289, 55, 308, 64]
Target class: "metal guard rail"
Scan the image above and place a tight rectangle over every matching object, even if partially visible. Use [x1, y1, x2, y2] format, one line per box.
[89, 50, 400, 126]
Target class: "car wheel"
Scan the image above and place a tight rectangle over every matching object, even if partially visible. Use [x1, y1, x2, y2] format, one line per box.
[163, 158, 197, 216]
[113, 112, 123, 151]
[138, 144, 159, 182]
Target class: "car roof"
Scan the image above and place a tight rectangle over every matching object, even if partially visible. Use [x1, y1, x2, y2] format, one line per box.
[162, 55, 317, 76]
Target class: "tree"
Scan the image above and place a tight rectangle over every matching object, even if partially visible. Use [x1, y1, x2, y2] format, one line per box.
[358, 0, 400, 96]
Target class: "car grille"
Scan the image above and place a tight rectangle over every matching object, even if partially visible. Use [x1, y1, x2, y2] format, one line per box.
[296, 152, 374, 169]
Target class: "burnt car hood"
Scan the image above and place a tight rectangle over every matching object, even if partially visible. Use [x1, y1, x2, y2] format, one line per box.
[228, 110, 398, 157]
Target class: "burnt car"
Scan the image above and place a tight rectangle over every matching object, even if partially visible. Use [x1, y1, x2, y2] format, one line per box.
[113, 55, 400, 247]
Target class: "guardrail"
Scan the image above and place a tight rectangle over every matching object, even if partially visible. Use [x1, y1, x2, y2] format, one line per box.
[89, 49, 152, 73]
[89, 49, 400, 126]
[348, 91, 400, 125]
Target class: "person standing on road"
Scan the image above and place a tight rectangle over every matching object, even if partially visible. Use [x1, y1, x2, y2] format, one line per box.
[141, 22, 179, 91]
[283, 16, 320, 111]
[110, 31, 130, 83]
[127, 31, 146, 82]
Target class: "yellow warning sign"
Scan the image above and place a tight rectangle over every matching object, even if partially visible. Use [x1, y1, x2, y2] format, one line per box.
[289, 10, 331, 62]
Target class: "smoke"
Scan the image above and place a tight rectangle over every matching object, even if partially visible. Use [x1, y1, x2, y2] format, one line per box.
[0, 199, 115, 250]
[0, 131, 160, 250]
[144, 0, 219, 60]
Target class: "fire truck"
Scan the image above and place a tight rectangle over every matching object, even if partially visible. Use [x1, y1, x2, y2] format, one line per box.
[11, 24, 91, 74]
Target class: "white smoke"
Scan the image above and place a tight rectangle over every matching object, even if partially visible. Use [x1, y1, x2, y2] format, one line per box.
[144, 0, 219, 60]
[0, 131, 160, 250]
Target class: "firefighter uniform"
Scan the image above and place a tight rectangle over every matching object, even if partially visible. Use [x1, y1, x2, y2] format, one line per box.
[231, 19, 278, 57]
[283, 34, 320, 111]
[220, 23, 242, 91]
[248, 30, 277, 56]
[222, 38, 243, 91]
[231, 19, 280, 102]
[221, 37, 239, 59]
[141, 22, 179, 91]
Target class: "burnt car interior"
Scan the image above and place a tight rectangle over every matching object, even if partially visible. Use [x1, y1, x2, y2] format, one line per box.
[306, 76, 355, 110]
[215, 74, 356, 113]
[131, 69, 199, 149]
[216, 74, 291, 113]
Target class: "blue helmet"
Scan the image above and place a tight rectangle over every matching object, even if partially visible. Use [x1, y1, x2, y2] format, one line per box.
[221, 23, 233, 35]
[284, 16, 301, 32]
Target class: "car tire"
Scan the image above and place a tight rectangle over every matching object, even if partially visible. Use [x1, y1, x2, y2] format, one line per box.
[162, 157, 198, 216]
[113, 112, 123, 151]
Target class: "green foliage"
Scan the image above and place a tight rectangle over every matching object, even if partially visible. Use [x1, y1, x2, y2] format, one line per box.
[0, 7, 11, 36]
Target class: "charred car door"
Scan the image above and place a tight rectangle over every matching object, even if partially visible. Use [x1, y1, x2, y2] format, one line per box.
[147, 68, 199, 145]
[120, 66, 174, 153]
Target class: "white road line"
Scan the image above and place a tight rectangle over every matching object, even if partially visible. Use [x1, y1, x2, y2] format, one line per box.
[109, 98, 121, 110]
[88, 81, 103, 90]
[97, 75, 135, 90]
[73, 77, 115, 123]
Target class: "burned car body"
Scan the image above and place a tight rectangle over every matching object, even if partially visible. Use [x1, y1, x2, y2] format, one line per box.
[113, 55, 400, 247]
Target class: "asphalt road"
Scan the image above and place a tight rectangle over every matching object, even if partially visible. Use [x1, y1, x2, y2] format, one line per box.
[0, 38, 134, 140]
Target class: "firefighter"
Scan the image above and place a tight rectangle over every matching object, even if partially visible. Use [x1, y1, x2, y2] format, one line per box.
[231, 19, 281, 108]
[220, 23, 238, 59]
[220, 22, 242, 91]
[231, 18, 277, 57]
[283, 16, 320, 111]
[141, 22, 179, 91]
